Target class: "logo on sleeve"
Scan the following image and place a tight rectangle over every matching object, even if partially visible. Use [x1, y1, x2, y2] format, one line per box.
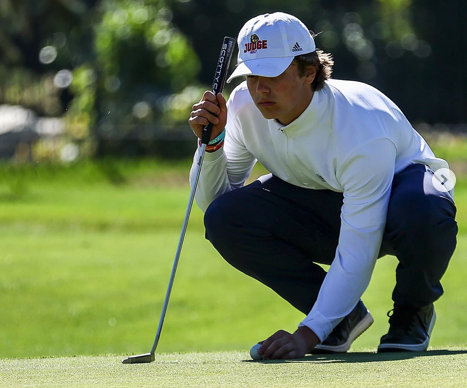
[244, 34, 268, 54]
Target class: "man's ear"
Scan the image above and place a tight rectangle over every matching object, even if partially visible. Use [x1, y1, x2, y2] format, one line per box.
[305, 66, 317, 85]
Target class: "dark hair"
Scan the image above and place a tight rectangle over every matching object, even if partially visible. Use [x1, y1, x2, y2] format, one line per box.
[293, 50, 334, 91]
[293, 32, 334, 91]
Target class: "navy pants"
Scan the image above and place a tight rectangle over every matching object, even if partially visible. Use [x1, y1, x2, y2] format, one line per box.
[204, 164, 458, 314]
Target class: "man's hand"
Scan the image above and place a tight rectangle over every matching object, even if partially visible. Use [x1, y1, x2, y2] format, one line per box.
[257, 326, 320, 360]
[188, 91, 227, 142]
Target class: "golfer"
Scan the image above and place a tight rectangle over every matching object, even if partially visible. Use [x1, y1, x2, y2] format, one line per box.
[188, 12, 457, 359]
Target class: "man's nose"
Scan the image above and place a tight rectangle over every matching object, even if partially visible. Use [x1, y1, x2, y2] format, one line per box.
[255, 77, 269, 94]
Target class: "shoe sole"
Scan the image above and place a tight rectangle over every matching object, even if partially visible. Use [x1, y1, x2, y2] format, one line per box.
[377, 308, 436, 352]
[313, 311, 374, 353]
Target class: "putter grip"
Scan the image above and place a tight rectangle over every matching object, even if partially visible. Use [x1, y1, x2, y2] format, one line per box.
[201, 36, 236, 145]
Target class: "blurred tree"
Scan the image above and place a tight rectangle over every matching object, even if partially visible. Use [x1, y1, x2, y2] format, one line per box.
[92, 0, 201, 129]
[82, 0, 202, 156]
[0, 0, 100, 116]
[0, 0, 203, 158]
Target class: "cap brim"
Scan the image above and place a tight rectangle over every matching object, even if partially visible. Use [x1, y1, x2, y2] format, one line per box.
[227, 57, 294, 83]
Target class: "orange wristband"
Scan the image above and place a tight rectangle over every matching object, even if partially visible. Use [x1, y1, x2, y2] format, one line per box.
[204, 140, 224, 153]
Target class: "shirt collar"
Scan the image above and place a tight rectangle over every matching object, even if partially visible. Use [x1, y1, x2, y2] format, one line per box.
[268, 84, 329, 135]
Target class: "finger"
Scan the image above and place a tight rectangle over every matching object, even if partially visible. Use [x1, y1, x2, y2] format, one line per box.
[192, 100, 221, 116]
[258, 330, 288, 355]
[202, 100, 222, 115]
[202, 90, 217, 103]
[269, 342, 295, 360]
[188, 115, 210, 129]
[261, 335, 293, 360]
[190, 109, 220, 125]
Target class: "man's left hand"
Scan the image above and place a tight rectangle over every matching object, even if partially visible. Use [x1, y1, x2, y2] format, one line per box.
[258, 326, 320, 360]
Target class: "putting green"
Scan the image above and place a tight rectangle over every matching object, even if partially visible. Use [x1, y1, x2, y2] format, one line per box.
[2, 349, 466, 387]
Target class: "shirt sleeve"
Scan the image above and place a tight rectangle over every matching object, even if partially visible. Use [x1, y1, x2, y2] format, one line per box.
[299, 138, 396, 341]
[189, 106, 256, 212]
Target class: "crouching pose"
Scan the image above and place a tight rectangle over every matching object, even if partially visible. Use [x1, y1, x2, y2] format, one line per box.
[188, 12, 457, 359]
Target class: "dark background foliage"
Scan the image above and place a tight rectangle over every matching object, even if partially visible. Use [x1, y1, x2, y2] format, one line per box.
[0, 0, 465, 158]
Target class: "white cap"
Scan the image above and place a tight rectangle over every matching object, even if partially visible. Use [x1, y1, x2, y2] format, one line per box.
[227, 12, 316, 83]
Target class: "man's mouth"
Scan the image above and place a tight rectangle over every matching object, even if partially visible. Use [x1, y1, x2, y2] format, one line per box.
[258, 100, 275, 107]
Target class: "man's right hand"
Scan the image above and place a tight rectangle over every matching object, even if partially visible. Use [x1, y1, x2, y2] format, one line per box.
[189, 91, 227, 142]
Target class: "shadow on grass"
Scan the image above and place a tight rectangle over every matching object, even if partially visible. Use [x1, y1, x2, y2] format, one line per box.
[243, 349, 467, 364]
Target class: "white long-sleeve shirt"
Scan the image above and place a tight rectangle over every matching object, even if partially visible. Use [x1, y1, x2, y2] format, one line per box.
[189, 79, 449, 341]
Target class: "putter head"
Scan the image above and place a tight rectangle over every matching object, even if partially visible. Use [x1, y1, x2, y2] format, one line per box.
[122, 352, 155, 364]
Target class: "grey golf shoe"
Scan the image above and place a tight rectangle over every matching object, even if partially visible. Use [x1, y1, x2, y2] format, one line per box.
[377, 303, 436, 352]
[312, 300, 374, 354]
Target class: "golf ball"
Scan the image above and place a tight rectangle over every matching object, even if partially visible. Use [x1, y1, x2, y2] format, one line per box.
[250, 343, 262, 360]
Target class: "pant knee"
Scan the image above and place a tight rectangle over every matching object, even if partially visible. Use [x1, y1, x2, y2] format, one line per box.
[387, 191, 454, 234]
[204, 195, 231, 244]
[204, 192, 262, 274]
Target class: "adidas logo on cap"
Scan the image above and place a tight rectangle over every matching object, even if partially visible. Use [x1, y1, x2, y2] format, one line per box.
[292, 42, 303, 52]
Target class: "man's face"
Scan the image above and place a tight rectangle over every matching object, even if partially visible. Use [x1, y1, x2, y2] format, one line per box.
[246, 63, 315, 126]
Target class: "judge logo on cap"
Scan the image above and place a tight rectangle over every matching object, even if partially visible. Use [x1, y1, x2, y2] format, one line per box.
[244, 34, 268, 54]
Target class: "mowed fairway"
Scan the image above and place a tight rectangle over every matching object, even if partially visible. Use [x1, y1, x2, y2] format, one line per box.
[0, 160, 466, 387]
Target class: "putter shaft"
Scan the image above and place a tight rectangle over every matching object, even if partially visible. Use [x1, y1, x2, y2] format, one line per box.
[121, 146, 206, 364]
[149, 144, 207, 355]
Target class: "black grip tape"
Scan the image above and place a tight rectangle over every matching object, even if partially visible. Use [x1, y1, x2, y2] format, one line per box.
[201, 36, 236, 145]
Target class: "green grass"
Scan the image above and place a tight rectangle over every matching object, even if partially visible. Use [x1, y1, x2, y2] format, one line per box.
[1, 351, 466, 388]
[420, 131, 467, 164]
[0, 159, 466, 383]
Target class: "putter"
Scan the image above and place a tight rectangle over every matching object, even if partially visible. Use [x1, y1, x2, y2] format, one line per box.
[122, 36, 236, 364]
